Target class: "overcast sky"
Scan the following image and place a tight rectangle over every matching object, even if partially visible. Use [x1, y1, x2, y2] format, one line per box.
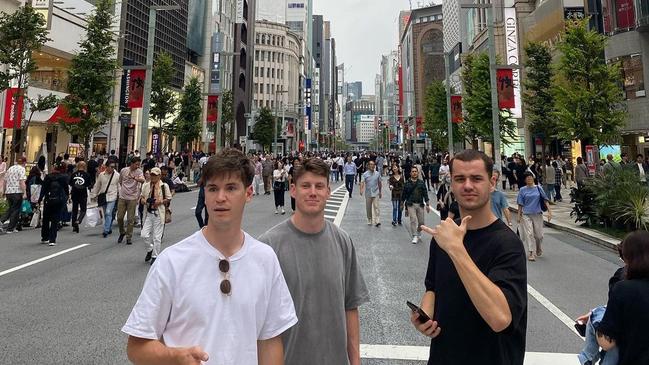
[312, 0, 418, 95]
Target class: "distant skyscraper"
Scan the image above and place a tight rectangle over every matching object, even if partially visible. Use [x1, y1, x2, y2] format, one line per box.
[346, 81, 362, 102]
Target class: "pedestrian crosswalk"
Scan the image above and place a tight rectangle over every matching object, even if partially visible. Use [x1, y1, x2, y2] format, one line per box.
[325, 185, 350, 226]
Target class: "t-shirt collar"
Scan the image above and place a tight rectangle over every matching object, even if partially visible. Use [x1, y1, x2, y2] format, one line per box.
[197, 229, 250, 262]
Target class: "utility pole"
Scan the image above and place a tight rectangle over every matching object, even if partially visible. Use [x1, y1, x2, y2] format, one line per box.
[139, 5, 180, 154]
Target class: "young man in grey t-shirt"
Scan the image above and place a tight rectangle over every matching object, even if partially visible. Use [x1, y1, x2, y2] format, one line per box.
[260, 158, 370, 365]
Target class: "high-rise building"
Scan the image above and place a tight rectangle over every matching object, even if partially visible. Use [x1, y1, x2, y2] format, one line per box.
[256, 0, 286, 23]
[232, 0, 256, 141]
[346, 81, 362, 101]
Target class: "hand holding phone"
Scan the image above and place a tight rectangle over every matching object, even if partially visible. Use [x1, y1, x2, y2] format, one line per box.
[407, 301, 431, 324]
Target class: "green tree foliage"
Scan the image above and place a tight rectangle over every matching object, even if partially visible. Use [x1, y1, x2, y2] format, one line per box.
[524, 42, 556, 157]
[175, 77, 203, 151]
[461, 52, 517, 148]
[221, 90, 234, 146]
[150, 51, 177, 146]
[0, 4, 50, 160]
[553, 19, 626, 146]
[423, 81, 461, 150]
[252, 107, 275, 151]
[61, 0, 117, 156]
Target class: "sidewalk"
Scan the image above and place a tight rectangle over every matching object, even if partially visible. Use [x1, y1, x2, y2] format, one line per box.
[503, 186, 620, 251]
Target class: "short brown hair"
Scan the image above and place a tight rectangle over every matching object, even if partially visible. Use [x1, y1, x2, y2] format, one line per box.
[621, 230, 649, 280]
[200, 148, 254, 187]
[449, 149, 494, 178]
[293, 158, 329, 184]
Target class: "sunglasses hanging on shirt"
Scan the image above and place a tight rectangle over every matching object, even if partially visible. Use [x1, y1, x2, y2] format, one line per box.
[219, 259, 231, 295]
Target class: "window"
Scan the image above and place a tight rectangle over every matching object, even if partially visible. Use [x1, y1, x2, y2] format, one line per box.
[267, 68, 270, 77]
[619, 54, 645, 99]
[260, 67, 264, 77]
[255, 67, 259, 77]
[272, 68, 275, 78]
[267, 84, 271, 93]
[272, 52, 276, 62]
[255, 50, 259, 61]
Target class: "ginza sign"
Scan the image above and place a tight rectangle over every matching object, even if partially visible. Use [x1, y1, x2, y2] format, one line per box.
[504, 7, 522, 118]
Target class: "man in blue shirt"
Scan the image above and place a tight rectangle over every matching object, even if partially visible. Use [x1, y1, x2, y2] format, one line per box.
[490, 170, 512, 227]
[343, 156, 357, 198]
[360, 160, 382, 227]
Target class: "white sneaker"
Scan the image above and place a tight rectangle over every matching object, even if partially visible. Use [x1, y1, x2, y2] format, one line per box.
[48, 242, 57, 246]
[275, 208, 278, 214]
[281, 208, 286, 215]
[411, 236, 419, 244]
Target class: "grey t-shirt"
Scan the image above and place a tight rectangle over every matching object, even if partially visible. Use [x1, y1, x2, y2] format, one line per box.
[259, 219, 370, 365]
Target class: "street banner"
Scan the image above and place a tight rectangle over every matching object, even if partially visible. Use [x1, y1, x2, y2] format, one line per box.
[416, 116, 423, 134]
[615, 0, 635, 29]
[450, 95, 463, 123]
[3, 88, 24, 129]
[504, 7, 522, 118]
[151, 129, 160, 155]
[286, 121, 295, 138]
[127, 69, 145, 108]
[206, 95, 218, 122]
[497, 68, 516, 109]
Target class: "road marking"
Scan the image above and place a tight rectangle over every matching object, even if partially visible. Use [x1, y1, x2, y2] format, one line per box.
[331, 185, 350, 227]
[324, 208, 338, 213]
[359, 344, 579, 363]
[0, 244, 91, 278]
[190, 206, 196, 210]
[429, 208, 583, 340]
[324, 215, 336, 219]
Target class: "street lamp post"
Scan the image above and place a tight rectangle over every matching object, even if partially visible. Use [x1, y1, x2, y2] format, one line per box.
[139, 5, 180, 154]
[274, 89, 288, 156]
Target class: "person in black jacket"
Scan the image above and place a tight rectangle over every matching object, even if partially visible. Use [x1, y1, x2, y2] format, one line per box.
[69, 161, 91, 233]
[39, 163, 69, 245]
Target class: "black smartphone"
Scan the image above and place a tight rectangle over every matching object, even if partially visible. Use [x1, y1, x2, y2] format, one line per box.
[407, 301, 431, 324]
[574, 321, 587, 337]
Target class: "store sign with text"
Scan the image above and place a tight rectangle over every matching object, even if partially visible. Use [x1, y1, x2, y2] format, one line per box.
[450, 95, 463, 123]
[504, 8, 522, 118]
[206, 95, 218, 122]
[497, 68, 516, 109]
[3, 88, 24, 129]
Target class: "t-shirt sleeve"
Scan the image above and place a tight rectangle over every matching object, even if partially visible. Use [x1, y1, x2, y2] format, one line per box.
[344, 238, 370, 310]
[516, 190, 524, 206]
[486, 236, 527, 329]
[500, 193, 509, 211]
[121, 256, 173, 340]
[449, 202, 460, 217]
[598, 282, 623, 340]
[424, 239, 438, 292]
[258, 254, 298, 340]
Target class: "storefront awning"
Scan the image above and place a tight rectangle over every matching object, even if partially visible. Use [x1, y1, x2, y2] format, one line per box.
[47, 103, 80, 124]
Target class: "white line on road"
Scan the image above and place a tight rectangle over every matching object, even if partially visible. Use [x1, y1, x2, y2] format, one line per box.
[360, 344, 579, 363]
[0, 244, 91, 278]
[331, 185, 350, 227]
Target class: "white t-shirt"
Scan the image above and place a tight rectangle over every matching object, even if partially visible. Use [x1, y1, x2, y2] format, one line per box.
[122, 230, 297, 365]
[439, 164, 450, 177]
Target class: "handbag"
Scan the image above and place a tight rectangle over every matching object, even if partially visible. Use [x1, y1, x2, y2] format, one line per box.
[30, 184, 42, 204]
[21, 199, 33, 215]
[162, 183, 172, 224]
[537, 186, 548, 212]
[97, 172, 114, 207]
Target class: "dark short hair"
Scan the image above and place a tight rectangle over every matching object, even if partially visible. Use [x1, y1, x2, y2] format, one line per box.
[130, 156, 141, 164]
[449, 149, 494, 177]
[293, 158, 329, 185]
[621, 230, 649, 280]
[200, 148, 254, 187]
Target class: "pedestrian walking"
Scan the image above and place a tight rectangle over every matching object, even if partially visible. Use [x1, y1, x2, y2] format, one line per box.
[273, 161, 288, 214]
[389, 164, 404, 226]
[360, 160, 382, 227]
[260, 158, 369, 365]
[288, 159, 301, 212]
[402, 166, 431, 244]
[69, 161, 91, 233]
[336, 154, 344, 180]
[252, 156, 263, 195]
[262, 155, 273, 195]
[552, 161, 563, 202]
[491, 170, 512, 227]
[91, 162, 119, 238]
[543, 159, 556, 203]
[195, 182, 209, 228]
[140, 167, 172, 265]
[413, 150, 527, 365]
[344, 156, 357, 198]
[355, 154, 365, 184]
[123, 149, 297, 365]
[430, 156, 441, 193]
[0, 157, 27, 234]
[517, 172, 552, 261]
[39, 162, 69, 245]
[575, 157, 589, 189]
[0, 155, 7, 198]
[116, 157, 145, 245]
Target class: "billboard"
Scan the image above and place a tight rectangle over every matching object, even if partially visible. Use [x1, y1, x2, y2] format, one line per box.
[3, 88, 24, 129]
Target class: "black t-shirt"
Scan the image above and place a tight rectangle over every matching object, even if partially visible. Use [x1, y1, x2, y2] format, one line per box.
[424, 219, 527, 365]
[598, 279, 649, 365]
[69, 171, 91, 196]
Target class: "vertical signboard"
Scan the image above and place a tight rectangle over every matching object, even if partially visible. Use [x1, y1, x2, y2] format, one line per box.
[504, 8, 522, 118]
[496, 68, 515, 109]
[286, 121, 295, 137]
[615, 0, 635, 29]
[585, 145, 598, 176]
[236, 0, 244, 23]
[206, 95, 218, 122]
[305, 78, 312, 130]
[450, 95, 463, 123]
[151, 129, 160, 155]
[128, 69, 146, 108]
[3, 88, 24, 128]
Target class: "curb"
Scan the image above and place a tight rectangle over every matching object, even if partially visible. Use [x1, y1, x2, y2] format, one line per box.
[507, 205, 619, 252]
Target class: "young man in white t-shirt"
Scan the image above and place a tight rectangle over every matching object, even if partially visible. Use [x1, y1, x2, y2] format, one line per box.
[122, 148, 297, 365]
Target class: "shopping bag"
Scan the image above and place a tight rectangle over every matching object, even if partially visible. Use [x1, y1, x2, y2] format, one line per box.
[85, 207, 103, 228]
[21, 199, 32, 215]
[30, 206, 41, 228]
[30, 184, 42, 203]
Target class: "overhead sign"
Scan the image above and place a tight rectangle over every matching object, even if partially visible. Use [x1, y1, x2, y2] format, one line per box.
[305, 78, 312, 130]
[564, 6, 586, 19]
[360, 114, 375, 122]
[504, 7, 522, 118]
[128, 69, 146, 108]
[497, 68, 516, 109]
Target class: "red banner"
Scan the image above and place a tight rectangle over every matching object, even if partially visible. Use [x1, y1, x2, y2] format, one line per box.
[450, 95, 463, 123]
[416, 116, 423, 134]
[496, 68, 515, 109]
[206, 95, 218, 122]
[47, 103, 81, 124]
[3, 88, 24, 129]
[615, 0, 635, 29]
[128, 69, 146, 108]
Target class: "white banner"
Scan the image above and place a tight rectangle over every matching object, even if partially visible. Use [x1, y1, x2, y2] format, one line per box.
[504, 7, 522, 118]
[236, 0, 244, 23]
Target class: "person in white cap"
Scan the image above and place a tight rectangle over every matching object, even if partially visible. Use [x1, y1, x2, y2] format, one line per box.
[139, 167, 172, 265]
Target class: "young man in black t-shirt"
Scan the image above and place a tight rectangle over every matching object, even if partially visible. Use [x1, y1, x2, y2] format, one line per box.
[411, 149, 527, 365]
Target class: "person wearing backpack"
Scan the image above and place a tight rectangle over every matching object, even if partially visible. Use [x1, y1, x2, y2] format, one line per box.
[69, 161, 91, 233]
[38, 163, 70, 245]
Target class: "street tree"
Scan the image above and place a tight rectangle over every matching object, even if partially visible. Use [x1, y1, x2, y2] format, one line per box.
[423, 80, 461, 150]
[461, 52, 517, 151]
[220, 90, 234, 147]
[175, 77, 203, 152]
[0, 4, 50, 161]
[61, 0, 117, 157]
[252, 107, 274, 152]
[524, 41, 556, 157]
[24, 94, 59, 141]
[553, 19, 626, 147]
[150, 51, 177, 151]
